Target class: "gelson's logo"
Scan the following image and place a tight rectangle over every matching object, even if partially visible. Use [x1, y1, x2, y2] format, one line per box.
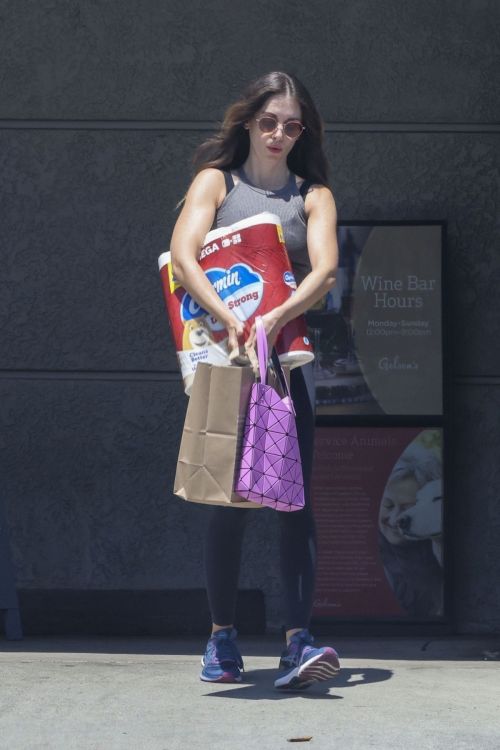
[180, 263, 264, 328]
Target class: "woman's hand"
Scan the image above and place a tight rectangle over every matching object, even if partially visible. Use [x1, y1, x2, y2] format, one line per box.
[225, 315, 245, 359]
[245, 308, 284, 353]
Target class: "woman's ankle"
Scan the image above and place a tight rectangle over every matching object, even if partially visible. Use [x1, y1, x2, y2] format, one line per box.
[211, 623, 233, 635]
[285, 627, 305, 645]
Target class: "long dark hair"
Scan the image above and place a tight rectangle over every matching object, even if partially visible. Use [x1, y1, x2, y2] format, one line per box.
[192, 71, 329, 186]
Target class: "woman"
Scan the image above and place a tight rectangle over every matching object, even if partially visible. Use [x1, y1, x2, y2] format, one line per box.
[170, 71, 340, 690]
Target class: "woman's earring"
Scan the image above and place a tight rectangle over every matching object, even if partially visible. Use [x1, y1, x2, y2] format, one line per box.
[243, 122, 249, 130]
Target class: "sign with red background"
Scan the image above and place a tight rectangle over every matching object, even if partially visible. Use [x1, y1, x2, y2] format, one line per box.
[312, 426, 444, 620]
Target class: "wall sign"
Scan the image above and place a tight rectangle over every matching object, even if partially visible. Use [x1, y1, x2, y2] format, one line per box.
[308, 223, 447, 626]
[307, 224, 443, 416]
[312, 426, 444, 621]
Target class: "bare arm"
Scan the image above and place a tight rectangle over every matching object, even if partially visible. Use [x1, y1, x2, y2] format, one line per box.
[246, 185, 339, 349]
[170, 168, 244, 353]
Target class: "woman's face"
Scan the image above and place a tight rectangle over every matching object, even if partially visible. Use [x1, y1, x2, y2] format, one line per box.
[247, 95, 303, 166]
[379, 475, 418, 545]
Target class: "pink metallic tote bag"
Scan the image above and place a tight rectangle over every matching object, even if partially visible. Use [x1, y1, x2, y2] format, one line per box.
[235, 317, 305, 511]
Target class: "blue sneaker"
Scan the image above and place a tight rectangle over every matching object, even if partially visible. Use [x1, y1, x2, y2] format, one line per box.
[274, 629, 340, 690]
[200, 628, 244, 683]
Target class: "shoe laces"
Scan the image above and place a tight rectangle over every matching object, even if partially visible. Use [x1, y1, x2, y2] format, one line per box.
[207, 629, 241, 667]
[281, 629, 314, 668]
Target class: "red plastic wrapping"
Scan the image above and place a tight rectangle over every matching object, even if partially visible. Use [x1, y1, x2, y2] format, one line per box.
[159, 212, 314, 394]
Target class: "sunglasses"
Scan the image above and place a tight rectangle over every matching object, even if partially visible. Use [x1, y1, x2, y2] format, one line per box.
[255, 114, 305, 140]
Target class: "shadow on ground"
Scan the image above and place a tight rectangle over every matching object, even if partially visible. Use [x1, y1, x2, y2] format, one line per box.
[202, 666, 393, 700]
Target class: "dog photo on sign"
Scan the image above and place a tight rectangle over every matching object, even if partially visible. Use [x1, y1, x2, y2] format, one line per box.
[378, 430, 444, 618]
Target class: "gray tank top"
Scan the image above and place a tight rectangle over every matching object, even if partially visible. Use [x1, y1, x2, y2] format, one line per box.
[215, 169, 311, 285]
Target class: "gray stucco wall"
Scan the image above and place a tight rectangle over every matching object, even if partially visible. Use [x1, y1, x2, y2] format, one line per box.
[1, 0, 499, 633]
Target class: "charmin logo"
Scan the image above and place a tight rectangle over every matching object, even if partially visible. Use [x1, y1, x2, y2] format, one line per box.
[283, 271, 297, 290]
[180, 263, 264, 326]
[207, 264, 263, 321]
[209, 268, 242, 296]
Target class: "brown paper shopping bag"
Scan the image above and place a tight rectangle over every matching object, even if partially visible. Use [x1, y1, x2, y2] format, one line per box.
[174, 362, 263, 508]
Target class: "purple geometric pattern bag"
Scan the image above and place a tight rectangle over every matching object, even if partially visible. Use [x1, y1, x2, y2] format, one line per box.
[235, 317, 305, 512]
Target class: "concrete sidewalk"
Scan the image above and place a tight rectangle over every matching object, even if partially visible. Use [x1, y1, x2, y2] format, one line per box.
[1, 636, 499, 750]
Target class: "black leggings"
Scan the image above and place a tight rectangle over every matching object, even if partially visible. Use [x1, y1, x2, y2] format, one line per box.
[204, 364, 316, 630]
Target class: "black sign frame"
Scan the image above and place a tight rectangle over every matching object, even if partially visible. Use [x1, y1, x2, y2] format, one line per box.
[308, 220, 453, 635]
